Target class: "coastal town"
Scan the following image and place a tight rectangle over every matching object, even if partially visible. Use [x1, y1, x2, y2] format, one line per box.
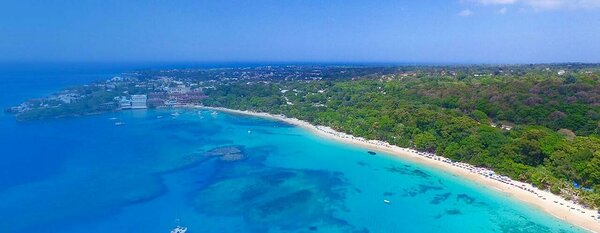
[5, 75, 208, 120]
[4, 66, 401, 120]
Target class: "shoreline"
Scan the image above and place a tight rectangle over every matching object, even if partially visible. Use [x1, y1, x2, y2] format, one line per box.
[201, 106, 600, 233]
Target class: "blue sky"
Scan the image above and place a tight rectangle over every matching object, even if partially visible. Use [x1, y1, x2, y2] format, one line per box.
[1, 0, 600, 63]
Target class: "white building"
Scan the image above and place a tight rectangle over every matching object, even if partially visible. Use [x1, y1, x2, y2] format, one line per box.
[120, 97, 131, 109]
[131, 95, 147, 109]
[58, 94, 78, 104]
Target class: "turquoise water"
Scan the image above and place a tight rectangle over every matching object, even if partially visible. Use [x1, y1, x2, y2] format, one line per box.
[0, 65, 587, 232]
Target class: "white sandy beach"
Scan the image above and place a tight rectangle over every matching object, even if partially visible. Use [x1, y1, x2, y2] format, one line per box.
[201, 106, 600, 232]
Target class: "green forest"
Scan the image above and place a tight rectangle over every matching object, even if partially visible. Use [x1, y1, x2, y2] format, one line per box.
[202, 66, 600, 208]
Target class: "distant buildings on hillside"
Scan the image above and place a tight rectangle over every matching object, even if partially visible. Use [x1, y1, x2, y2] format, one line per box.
[118, 87, 207, 110]
[47, 93, 80, 104]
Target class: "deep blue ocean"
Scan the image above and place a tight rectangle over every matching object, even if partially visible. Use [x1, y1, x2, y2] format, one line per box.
[0, 63, 587, 233]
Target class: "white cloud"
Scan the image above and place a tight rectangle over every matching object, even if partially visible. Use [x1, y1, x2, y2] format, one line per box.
[471, 0, 600, 10]
[458, 9, 474, 16]
[497, 7, 508, 13]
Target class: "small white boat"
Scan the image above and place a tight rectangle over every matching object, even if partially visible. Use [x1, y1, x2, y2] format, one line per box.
[115, 122, 125, 126]
[109, 117, 118, 120]
[157, 115, 163, 119]
[383, 199, 391, 204]
[171, 226, 187, 233]
[171, 112, 180, 117]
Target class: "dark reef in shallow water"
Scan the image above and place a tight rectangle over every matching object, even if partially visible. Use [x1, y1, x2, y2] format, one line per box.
[456, 193, 475, 204]
[446, 209, 462, 215]
[383, 192, 395, 196]
[189, 145, 368, 232]
[430, 192, 452, 205]
[497, 215, 562, 233]
[403, 184, 444, 197]
[386, 165, 430, 179]
[204, 145, 246, 161]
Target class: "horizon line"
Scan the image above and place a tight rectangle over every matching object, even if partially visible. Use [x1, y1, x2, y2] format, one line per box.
[1, 60, 600, 66]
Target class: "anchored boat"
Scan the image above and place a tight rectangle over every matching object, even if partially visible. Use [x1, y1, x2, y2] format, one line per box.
[170, 226, 187, 233]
